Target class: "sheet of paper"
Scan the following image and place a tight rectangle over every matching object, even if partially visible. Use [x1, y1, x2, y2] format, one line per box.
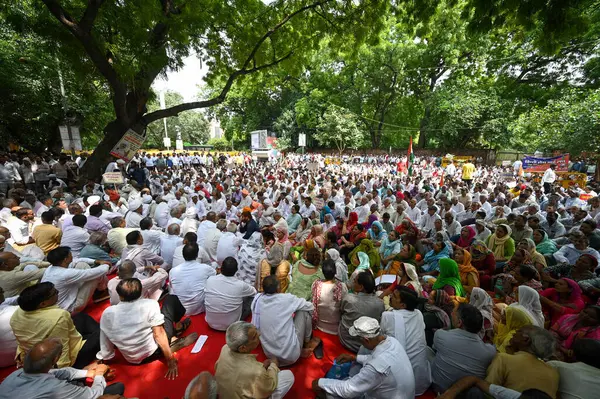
[375, 275, 396, 285]
[191, 335, 208, 354]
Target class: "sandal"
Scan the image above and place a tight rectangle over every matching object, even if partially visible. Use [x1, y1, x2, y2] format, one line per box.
[174, 317, 191, 336]
[313, 339, 324, 359]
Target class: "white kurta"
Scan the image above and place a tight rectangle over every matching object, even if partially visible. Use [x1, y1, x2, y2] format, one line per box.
[380, 309, 432, 395]
[204, 274, 257, 331]
[169, 260, 216, 315]
[41, 264, 109, 312]
[216, 232, 243, 264]
[251, 293, 314, 365]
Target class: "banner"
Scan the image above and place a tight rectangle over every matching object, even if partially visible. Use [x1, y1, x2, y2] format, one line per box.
[102, 172, 124, 184]
[522, 154, 569, 172]
[110, 129, 145, 163]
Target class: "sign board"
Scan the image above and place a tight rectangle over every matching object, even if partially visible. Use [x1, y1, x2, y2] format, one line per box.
[307, 162, 319, 171]
[110, 129, 145, 163]
[501, 160, 512, 167]
[523, 154, 569, 172]
[59, 126, 82, 151]
[250, 130, 267, 150]
[441, 155, 470, 167]
[176, 139, 184, 151]
[163, 137, 171, 148]
[266, 136, 277, 149]
[102, 172, 124, 184]
[298, 134, 306, 147]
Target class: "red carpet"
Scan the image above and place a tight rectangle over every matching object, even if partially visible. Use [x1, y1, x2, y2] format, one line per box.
[0, 299, 436, 398]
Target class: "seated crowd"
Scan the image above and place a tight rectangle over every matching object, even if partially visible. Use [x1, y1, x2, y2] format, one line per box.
[0, 150, 600, 398]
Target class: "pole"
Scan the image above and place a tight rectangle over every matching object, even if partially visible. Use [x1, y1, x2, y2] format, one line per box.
[160, 91, 169, 150]
[55, 55, 76, 159]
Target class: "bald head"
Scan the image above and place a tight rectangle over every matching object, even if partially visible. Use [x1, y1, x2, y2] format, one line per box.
[118, 260, 136, 280]
[0, 251, 20, 271]
[23, 338, 63, 374]
[184, 371, 217, 399]
[167, 224, 181, 236]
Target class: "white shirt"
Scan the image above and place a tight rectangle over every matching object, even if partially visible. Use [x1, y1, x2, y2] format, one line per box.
[107, 269, 168, 305]
[319, 336, 415, 399]
[153, 202, 170, 229]
[160, 235, 182, 267]
[203, 228, 222, 262]
[380, 309, 431, 395]
[216, 232, 243, 264]
[60, 226, 90, 258]
[445, 220, 462, 237]
[196, 220, 216, 248]
[251, 293, 314, 365]
[406, 207, 421, 224]
[180, 217, 199, 236]
[204, 274, 257, 331]
[125, 211, 143, 228]
[0, 301, 18, 367]
[299, 203, 316, 218]
[542, 168, 557, 184]
[41, 264, 109, 312]
[6, 218, 30, 246]
[548, 360, 600, 399]
[169, 260, 216, 315]
[141, 229, 164, 255]
[97, 298, 165, 364]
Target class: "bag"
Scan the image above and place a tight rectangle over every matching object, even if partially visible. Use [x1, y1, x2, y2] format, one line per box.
[324, 360, 352, 380]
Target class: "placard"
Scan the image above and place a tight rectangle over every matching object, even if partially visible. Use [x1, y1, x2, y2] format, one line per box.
[59, 126, 82, 151]
[522, 154, 569, 172]
[110, 129, 145, 163]
[102, 172, 124, 184]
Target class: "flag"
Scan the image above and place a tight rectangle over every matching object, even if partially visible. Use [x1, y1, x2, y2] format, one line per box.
[440, 172, 444, 187]
[407, 136, 415, 176]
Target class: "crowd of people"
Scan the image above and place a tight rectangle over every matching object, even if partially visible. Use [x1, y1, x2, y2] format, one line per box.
[0, 149, 599, 399]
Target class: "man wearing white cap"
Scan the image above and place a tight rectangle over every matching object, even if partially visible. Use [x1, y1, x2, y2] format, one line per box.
[312, 316, 415, 399]
[125, 199, 144, 228]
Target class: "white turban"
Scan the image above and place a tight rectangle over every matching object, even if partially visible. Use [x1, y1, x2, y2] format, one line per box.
[128, 199, 142, 211]
[168, 199, 180, 209]
[87, 195, 101, 205]
[142, 194, 152, 204]
[185, 207, 197, 218]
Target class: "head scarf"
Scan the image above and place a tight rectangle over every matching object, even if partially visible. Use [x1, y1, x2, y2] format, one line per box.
[365, 213, 378, 229]
[470, 287, 494, 330]
[347, 212, 359, 230]
[368, 221, 387, 242]
[422, 243, 450, 272]
[327, 248, 349, 283]
[237, 232, 266, 284]
[494, 306, 534, 353]
[457, 226, 476, 248]
[563, 278, 583, 301]
[470, 240, 491, 262]
[310, 224, 326, 248]
[432, 290, 455, 321]
[395, 243, 416, 264]
[433, 258, 466, 297]
[487, 224, 512, 260]
[535, 230, 558, 255]
[511, 285, 545, 327]
[350, 239, 381, 273]
[323, 213, 336, 231]
[356, 252, 370, 272]
[521, 238, 547, 268]
[455, 248, 480, 287]
[380, 234, 402, 260]
[400, 263, 422, 295]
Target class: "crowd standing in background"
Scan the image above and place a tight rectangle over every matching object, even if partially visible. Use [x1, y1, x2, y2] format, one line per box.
[0, 148, 599, 398]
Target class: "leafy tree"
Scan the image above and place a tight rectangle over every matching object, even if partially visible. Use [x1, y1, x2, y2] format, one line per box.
[314, 106, 364, 153]
[207, 137, 230, 151]
[7, 0, 390, 181]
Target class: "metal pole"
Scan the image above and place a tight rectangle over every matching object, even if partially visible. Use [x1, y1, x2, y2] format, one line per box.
[55, 55, 76, 159]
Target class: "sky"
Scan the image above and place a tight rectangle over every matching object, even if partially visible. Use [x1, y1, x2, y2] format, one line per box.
[153, 54, 208, 102]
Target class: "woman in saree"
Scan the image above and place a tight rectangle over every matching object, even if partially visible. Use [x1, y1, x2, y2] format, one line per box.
[454, 247, 479, 294]
[540, 278, 586, 326]
[349, 239, 381, 274]
[342, 211, 359, 237]
[325, 248, 349, 283]
[485, 224, 515, 268]
[470, 240, 496, 290]
[258, 225, 292, 292]
[451, 226, 477, 249]
[419, 241, 450, 276]
[469, 287, 494, 341]
[395, 218, 420, 247]
[378, 230, 403, 271]
[394, 243, 417, 265]
[551, 306, 600, 360]
[512, 285, 545, 327]
[423, 290, 454, 346]
[533, 229, 558, 255]
[289, 217, 311, 244]
[494, 306, 534, 353]
[290, 238, 317, 263]
[339, 224, 367, 262]
[322, 213, 336, 232]
[432, 258, 467, 297]
[311, 259, 348, 334]
[347, 252, 372, 289]
[518, 238, 547, 276]
[328, 217, 344, 239]
[287, 247, 325, 301]
[379, 261, 424, 303]
[308, 224, 326, 249]
[494, 249, 541, 301]
[367, 221, 387, 247]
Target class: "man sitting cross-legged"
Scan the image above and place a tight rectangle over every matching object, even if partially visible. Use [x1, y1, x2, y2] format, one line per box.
[96, 278, 197, 379]
[107, 260, 168, 305]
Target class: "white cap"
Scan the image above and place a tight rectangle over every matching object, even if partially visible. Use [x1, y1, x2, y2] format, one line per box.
[349, 316, 380, 338]
[87, 195, 101, 205]
[128, 199, 142, 211]
[168, 199, 179, 209]
[142, 194, 152, 204]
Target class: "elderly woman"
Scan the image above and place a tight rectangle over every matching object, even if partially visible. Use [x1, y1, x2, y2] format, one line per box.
[418, 241, 450, 276]
[518, 238, 547, 275]
[289, 217, 310, 243]
[451, 226, 477, 249]
[533, 229, 558, 255]
[469, 287, 494, 341]
[259, 225, 292, 293]
[454, 247, 479, 293]
[379, 230, 403, 271]
[550, 306, 600, 360]
[287, 247, 324, 301]
[494, 306, 534, 353]
[339, 224, 367, 262]
[349, 239, 380, 274]
[485, 224, 515, 268]
[367, 221, 387, 247]
[311, 259, 348, 335]
[79, 231, 119, 268]
[470, 240, 495, 290]
[325, 248, 348, 283]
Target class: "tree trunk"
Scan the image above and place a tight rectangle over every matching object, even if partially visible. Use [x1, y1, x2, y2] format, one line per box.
[418, 104, 431, 148]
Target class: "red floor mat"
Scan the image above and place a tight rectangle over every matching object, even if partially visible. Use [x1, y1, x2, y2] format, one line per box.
[0, 300, 436, 398]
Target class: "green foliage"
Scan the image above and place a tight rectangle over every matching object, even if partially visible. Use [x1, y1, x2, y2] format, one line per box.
[207, 137, 230, 151]
[314, 106, 365, 153]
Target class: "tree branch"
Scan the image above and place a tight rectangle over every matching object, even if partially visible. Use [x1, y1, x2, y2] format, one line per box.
[79, 0, 105, 32]
[142, 52, 293, 124]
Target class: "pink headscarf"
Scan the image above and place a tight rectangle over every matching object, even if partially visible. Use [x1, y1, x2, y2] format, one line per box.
[457, 226, 476, 248]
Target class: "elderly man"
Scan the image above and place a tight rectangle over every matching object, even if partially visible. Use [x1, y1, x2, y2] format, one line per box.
[6, 208, 35, 251]
[169, 243, 216, 315]
[312, 316, 415, 399]
[216, 223, 243, 264]
[205, 257, 257, 331]
[0, 338, 125, 398]
[97, 278, 197, 379]
[251, 275, 320, 366]
[215, 321, 294, 398]
[61, 214, 90, 258]
[0, 251, 47, 297]
[204, 219, 226, 264]
[10, 282, 100, 369]
[125, 199, 144, 228]
[32, 211, 63, 255]
[197, 211, 217, 247]
[184, 371, 218, 399]
[42, 247, 109, 313]
[160, 224, 183, 268]
[121, 230, 167, 273]
[431, 304, 496, 393]
[107, 260, 167, 305]
[106, 217, 135, 256]
[139, 217, 163, 255]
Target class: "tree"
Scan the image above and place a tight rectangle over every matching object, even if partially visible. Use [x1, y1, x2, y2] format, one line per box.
[314, 106, 364, 153]
[7, 0, 390, 181]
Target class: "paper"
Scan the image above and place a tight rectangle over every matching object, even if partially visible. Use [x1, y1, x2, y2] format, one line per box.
[375, 275, 396, 285]
[191, 335, 208, 354]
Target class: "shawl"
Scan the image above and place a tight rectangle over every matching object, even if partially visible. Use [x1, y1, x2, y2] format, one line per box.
[400, 262, 422, 295]
[433, 258, 466, 297]
[367, 221, 387, 242]
[521, 238, 547, 268]
[323, 214, 336, 232]
[470, 240, 492, 262]
[380, 236, 403, 260]
[457, 226, 476, 248]
[487, 224, 512, 260]
[350, 239, 381, 273]
[535, 230, 558, 255]
[346, 212, 359, 232]
[294, 222, 311, 243]
[320, 205, 332, 223]
[365, 214, 379, 229]
[287, 259, 324, 301]
[424, 290, 453, 329]
[422, 244, 450, 272]
[394, 244, 417, 265]
[552, 311, 600, 350]
[456, 249, 480, 288]
[309, 225, 326, 249]
[395, 219, 419, 240]
[494, 306, 534, 353]
[327, 248, 349, 282]
[469, 287, 494, 337]
[356, 252, 371, 272]
[312, 279, 344, 327]
[512, 285, 545, 327]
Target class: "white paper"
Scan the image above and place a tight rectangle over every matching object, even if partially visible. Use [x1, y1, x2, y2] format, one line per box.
[191, 335, 208, 354]
[375, 275, 396, 285]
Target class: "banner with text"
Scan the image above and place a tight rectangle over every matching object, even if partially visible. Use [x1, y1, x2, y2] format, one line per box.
[110, 129, 145, 163]
[522, 154, 569, 172]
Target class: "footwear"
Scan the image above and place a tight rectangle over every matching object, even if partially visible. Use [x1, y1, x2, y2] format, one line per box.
[92, 289, 110, 303]
[300, 337, 322, 358]
[170, 332, 198, 352]
[174, 317, 192, 336]
[313, 339, 324, 359]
